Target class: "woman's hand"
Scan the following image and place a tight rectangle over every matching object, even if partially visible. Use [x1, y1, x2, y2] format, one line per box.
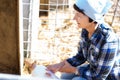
[59, 60, 77, 73]
[46, 61, 65, 73]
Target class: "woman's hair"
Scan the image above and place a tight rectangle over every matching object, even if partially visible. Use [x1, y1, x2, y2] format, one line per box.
[73, 4, 97, 23]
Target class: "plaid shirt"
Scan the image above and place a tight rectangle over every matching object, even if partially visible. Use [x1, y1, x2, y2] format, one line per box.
[67, 23, 120, 80]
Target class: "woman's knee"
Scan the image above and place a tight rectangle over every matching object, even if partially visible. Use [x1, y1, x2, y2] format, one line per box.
[72, 77, 86, 80]
[60, 73, 76, 79]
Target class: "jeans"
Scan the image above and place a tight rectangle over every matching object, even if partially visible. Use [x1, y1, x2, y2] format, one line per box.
[60, 73, 86, 80]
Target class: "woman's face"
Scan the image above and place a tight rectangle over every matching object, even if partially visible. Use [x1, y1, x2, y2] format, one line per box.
[73, 10, 91, 29]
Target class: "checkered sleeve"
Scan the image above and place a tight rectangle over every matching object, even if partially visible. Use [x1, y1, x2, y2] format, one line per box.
[67, 45, 87, 67]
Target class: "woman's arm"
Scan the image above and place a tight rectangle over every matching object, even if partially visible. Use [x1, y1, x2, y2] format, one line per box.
[67, 44, 87, 67]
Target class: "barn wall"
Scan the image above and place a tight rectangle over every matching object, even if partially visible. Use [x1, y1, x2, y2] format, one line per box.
[0, 0, 20, 74]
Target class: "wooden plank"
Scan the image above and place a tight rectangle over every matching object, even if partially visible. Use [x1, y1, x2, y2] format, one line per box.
[0, 0, 20, 74]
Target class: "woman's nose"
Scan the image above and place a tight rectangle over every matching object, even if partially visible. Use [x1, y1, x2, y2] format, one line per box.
[73, 15, 76, 20]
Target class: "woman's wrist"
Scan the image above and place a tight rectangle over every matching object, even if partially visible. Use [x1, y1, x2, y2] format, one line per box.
[58, 61, 65, 70]
[74, 67, 79, 75]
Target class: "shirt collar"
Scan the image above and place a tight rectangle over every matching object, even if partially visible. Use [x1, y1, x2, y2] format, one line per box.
[81, 23, 99, 42]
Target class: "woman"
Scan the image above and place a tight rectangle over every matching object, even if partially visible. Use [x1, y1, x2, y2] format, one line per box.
[46, 0, 120, 80]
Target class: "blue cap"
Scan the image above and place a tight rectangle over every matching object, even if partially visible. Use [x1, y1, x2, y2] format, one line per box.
[75, 0, 113, 23]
